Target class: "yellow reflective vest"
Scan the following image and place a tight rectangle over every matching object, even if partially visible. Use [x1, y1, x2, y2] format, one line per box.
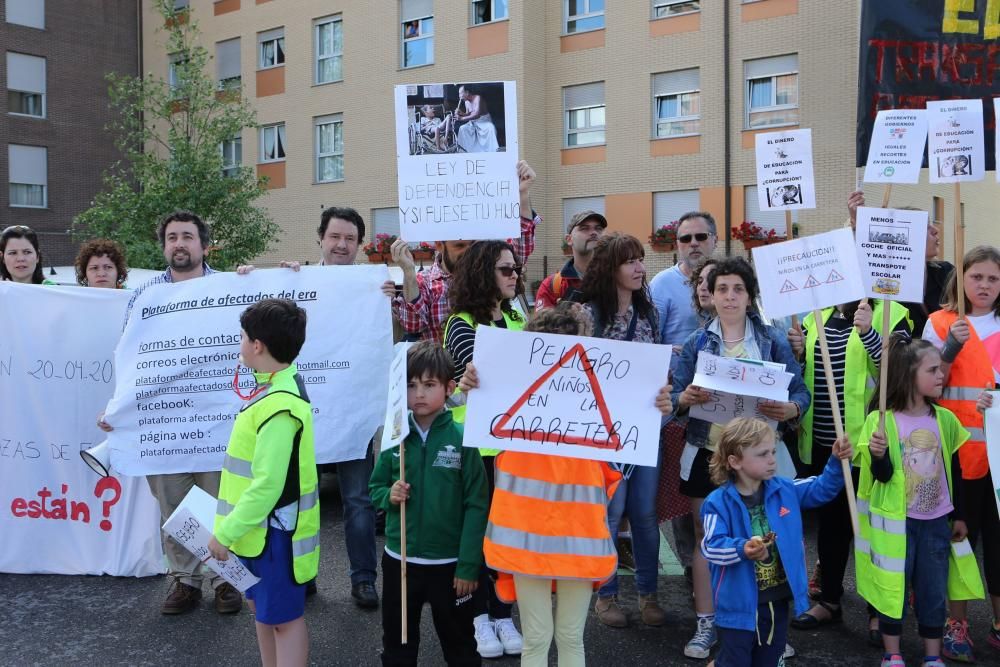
[854, 406, 982, 619]
[214, 364, 320, 584]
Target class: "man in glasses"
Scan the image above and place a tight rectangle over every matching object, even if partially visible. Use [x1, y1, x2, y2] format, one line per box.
[534, 209, 607, 311]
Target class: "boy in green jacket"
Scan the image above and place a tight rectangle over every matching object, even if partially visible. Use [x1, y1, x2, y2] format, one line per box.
[369, 341, 488, 666]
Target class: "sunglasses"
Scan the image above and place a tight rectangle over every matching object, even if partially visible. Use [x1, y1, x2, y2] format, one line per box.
[496, 265, 521, 277]
[678, 233, 712, 243]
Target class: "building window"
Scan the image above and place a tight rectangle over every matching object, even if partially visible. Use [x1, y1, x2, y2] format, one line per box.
[565, 0, 604, 34]
[373, 207, 401, 238]
[563, 196, 605, 232]
[8, 144, 47, 208]
[173, 0, 189, 9]
[168, 53, 189, 93]
[653, 69, 699, 137]
[653, 190, 700, 231]
[401, 0, 434, 68]
[215, 38, 241, 91]
[314, 16, 343, 84]
[221, 136, 242, 177]
[258, 28, 285, 70]
[6, 0, 45, 29]
[653, 0, 699, 17]
[472, 0, 507, 24]
[563, 82, 605, 147]
[745, 54, 798, 129]
[6, 53, 46, 118]
[315, 115, 344, 182]
[259, 124, 286, 163]
[744, 185, 795, 235]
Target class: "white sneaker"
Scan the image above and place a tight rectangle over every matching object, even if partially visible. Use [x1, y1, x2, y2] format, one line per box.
[783, 642, 796, 658]
[494, 618, 523, 655]
[473, 614, 503, 659]
[684, 615, 717, 659]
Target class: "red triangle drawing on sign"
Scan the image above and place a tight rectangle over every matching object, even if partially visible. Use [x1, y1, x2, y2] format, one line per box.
[825, 269, 844, 283]
[491, 343, 622, 451]
[780, 279, 797, 293]
[803, 274, 821, 288]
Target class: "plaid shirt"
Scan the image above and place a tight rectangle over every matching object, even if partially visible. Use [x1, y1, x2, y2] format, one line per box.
[392, 214, 538, 344]
[125, 263, 218, 325]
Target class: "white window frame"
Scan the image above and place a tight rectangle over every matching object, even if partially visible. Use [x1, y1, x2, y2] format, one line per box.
[258, 29, 285, 70]
[6, 53, 46, 119]
[564, 0, 605, 35]
[8, 145, 48, 209]
[471, 0, 508, 25]
[220, 135, 242, 177]
[654, 89, 699, 138]
[215, 38, 242, 91]
[168, 53, 189, 94]
[315, 115, 344, 183]
[653, 0, 700, 18]
[259, 123, 286, 163]
[745, 58, 799, 130]
[314, 15, 343, 85]
[5, 0, 45, 29]
[8, 90, 44, 118]
[401, 15, 434, 68]
[565, 105, 605, 147]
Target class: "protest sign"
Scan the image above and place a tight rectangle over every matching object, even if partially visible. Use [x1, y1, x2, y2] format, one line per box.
[855, 207, 928, 302]
[753, 229, 866, 320]
[380, 343, 411, 452]
[463, 327, 671, 466]
[0, 283, 163, 576]
[863, 109, 928, 184]
[104, 266, 393, 475]
[754, 128, 816, 211]
[857, 0, 1000, 171]
[926, 99, 985, 184]
[394, 81, 520, 242]
[995, 99, 1000, 182]
[982, 393, 1000, 518]
[689, 352, 793, 430]
[162, 485, 259, 593]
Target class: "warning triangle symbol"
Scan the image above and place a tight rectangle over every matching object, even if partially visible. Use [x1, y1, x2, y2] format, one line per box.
[803, 274, 821, 288]
[825, 269, 844, 283]
[491, 343, 622, 451]
[780, 279, 797, 293]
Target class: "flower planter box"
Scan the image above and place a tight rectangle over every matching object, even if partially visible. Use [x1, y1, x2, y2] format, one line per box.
[412, 250, 434, 261]
[366, 253, 386, 263]
[650, 242, 676, 252]
[741, 238, 786, 250]
[562, 247, 573, 256]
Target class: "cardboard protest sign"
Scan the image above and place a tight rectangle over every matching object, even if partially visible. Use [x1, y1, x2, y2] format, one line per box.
[982, 393, 1000, 518]
[104, 267, 392, 475]
[926, 99, 985, 184]
[753, 229, 865, 320]
[863, 109, 928, 184]
[463, 327, 671, 466]
[0, 283, 163, 576]
[380, 343, 411, 452]
[689, 352, 793, 430]
[394, 81, 520, 242]
[754, 128, 816, 211]
[855, 207, 928, 302]
[162, 485, 260, 593]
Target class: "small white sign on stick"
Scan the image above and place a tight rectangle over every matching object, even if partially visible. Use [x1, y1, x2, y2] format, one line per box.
[753, 229, 865, 320]
[855, 206, 928, 303]
[994, 99, 1000, 183]
[863, 109, 929, 184]
[162, 485, 260, 593]
[380, 342, 411, 451]
[754, 128, 816, 211]
[926, 99, 985, 184]
[689, 352, 793, 430]
[981, 393, 1000, 519]
[463, 327, 671, 466]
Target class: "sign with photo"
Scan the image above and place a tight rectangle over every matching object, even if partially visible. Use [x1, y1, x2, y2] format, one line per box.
[394, 81, 520, 242]
[754, 129, 816, 211]
[926, 99, 985, 184]
[855, 207, 928, 303]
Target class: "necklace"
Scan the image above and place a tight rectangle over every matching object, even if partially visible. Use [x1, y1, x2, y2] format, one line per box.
[722, 335, 745, 343]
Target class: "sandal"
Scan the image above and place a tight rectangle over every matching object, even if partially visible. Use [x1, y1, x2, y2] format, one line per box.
[790, 600, 843, 630]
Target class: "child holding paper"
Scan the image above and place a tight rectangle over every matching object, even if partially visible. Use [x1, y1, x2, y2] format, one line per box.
[700, 417, 850, 667]
[369, 341, 489, 666]
[207, 298, 319, 667]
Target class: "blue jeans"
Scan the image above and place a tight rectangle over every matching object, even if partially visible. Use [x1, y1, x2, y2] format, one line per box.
[877, 515, 950, 639]
[338, 449, 378, 585]
[598, 462, 661, 597]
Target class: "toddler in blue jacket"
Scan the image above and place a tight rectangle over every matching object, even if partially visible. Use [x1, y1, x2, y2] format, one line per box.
[700, 417, 852, 667]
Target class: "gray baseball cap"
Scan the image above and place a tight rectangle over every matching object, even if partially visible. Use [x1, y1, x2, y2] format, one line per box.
[567, 210, 608, 233]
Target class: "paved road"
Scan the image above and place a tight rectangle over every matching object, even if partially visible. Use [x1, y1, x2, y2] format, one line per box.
[2, 473, 996, 666]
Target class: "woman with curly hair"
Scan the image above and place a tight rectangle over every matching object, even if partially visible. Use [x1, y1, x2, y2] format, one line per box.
[74, 238, 128, 288]
[444, 239, 526, 658]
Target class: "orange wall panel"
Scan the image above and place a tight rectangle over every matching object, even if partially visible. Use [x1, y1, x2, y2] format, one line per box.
[650, 136, 700, 157]
[650, 12, 700, 37]
[257, 162, 286, 190]
[742, 0, 798, 22]
[699, 186, 728, 229]
[468, 21, 509, 59]
[731, 186, 746, 230]
[605, 193, 652, 241]
[560, 29, 605, 53]
[213, 0, 239, 16]
[560, 145, 606, 166]
[256, 67, 285, 97]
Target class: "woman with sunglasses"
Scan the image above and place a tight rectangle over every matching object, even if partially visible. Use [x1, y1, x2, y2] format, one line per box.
[1, 225, 52, 285]
[444, 239, 526, 658]
[74, 239, 129, 289]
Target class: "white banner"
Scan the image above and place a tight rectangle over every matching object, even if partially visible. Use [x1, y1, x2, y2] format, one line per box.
[754, 229, 866, 320]
[927, 99, 985, 184]
[981, 392, 1000, 519]
[380, 342, 411, 451]
[395, 81, 520, 242]
[463, 327, 671, 466]
[754, 128, 816, 211]
[855, 206, 928, 302]
[863, 109, 928, 184]
[0, 283, 163, 576]
[104, 266, 393, 475]
[689, 352, 792, 430]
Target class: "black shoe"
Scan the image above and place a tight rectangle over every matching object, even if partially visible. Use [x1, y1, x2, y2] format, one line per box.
[305, 579, 318, 597]
[351, 581, 379, 609]
[790, 601, 842, 630]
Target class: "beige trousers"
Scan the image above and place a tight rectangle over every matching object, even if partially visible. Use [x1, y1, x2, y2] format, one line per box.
[513, 575, 593, 667]
[146, 471, 222, 589]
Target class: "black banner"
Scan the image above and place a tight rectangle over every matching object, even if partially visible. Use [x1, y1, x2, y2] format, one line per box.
[857, 0, 1000, 170]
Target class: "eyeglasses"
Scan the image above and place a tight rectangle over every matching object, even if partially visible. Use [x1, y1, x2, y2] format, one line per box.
[496, 265, 521, 277]
[678, 233, 712, 244]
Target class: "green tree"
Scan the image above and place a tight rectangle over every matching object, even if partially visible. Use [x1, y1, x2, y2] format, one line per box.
[74, 0, 279, 270]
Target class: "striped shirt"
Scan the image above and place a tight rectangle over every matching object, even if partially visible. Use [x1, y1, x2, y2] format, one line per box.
[124, 263, 218, 326]
[444, 316, 507, 384]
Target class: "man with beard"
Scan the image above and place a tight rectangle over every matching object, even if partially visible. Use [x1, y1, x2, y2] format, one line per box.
[99, 210, 243, 616]
[390, 160, 538, 344]
[533, 210, 607, 310]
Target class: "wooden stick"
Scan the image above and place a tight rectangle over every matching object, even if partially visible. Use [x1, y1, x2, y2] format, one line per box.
[880, 184, 892, 209]
[399, 441, 408, 645]
[954, 182, 965, 320]
[812, 308, 861, 537]
[786, 211, 799, 332]
[877, 300, 892, 437]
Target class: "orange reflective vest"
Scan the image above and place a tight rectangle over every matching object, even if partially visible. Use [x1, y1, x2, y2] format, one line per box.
[484, 451, 621, 602]
[930, 309, 992, 479]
